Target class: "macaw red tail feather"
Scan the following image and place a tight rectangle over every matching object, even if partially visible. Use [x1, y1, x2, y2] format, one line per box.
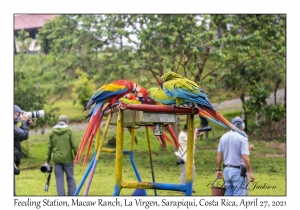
[198, 108, 227, 128]
[74, 120, 95, 164]
[158, 135, 167, 149]
[200, 106, 247, 138]
[82, 135, 94, 168]
[149, 126, 167, 149]
[74, 103, 108, 166]
[165, 125, 182, 150]
[161, 132, 176, 148]
[82, 113, 105, 167]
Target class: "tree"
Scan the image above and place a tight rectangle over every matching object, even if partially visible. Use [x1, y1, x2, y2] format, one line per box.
[14, 30, 59, 132]
[220, 15, 286, 127]
[36, 14, 286, 129]
[37, 15, 107, 88]
[14, 86, 59, 133]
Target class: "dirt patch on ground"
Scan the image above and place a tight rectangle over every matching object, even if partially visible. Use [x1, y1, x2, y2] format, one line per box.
[264, 142, 286, 158]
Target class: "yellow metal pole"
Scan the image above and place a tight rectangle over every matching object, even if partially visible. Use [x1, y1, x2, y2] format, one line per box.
[186, 114, 194, 195]
[114, 109, 124, 195]
[95, 113, 112, 160]
[121, 181, 153, 189]
[83, 113, 113, 195]
[146, 126, 157, 196]
[95, 125, 101, 150]
[130, 127, 135, 151]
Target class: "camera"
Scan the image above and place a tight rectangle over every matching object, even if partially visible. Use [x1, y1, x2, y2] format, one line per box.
[176, 158, 185, 165]
[197, 126, 212, 132]
[41, 164, 52, 191]
[40, 164, 52, 173]
[26, 110, 45, 119]
[240, 165, 247, 177]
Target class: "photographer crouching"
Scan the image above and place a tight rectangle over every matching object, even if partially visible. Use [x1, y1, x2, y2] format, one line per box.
[14, 105, 34, 196]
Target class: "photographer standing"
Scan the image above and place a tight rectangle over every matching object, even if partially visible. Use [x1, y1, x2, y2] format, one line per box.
[45, 115, 78, 196]
[175, 124, 203, 193]
[199, 115, 209, 140]
[14, 105, 34, 195]
[216, 116, 255, 196]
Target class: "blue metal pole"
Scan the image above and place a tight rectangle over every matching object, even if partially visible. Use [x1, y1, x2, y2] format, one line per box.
[74, 152, 96, 196]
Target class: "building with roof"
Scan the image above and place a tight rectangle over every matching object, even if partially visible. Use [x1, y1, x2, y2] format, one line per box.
[14, 14, 59, 53]
[14, 14, 58, 38]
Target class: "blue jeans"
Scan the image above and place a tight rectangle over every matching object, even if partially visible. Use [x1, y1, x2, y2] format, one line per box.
[54, 162, 76, 196]
[224, 167, 247, 196]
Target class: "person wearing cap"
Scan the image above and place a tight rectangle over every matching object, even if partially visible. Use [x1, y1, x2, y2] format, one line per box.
[45, 115, 78, 196]
[216, 116, 255, 196]
[14, 104, 34, 195]
[175, 124, 203, 194]
[199, 115, 209, 140]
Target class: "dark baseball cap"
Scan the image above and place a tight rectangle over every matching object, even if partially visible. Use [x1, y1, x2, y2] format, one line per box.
[14, 105, 24, 113]
[183, 124, 188, 130]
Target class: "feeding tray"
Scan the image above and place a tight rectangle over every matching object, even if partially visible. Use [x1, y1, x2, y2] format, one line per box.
[110, 109, 176, 127]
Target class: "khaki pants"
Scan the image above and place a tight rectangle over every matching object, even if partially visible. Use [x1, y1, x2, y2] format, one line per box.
[180, 162, 195, 189]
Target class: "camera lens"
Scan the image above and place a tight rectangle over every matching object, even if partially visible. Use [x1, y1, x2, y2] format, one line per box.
[27, 110, 45, 119]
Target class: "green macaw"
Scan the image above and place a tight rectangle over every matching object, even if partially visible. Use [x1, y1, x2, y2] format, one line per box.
[158, 71, 247, 138]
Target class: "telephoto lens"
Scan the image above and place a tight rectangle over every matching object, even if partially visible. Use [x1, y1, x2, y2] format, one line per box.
[26, 110, 45, 119]
[197, 126, 212, 132]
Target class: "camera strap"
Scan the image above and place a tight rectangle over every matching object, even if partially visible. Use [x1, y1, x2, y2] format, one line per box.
[178, 149, 187, 159]
[45, 173, 51, 191]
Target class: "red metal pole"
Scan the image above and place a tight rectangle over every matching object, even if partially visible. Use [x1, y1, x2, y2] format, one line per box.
[121, 103, 198, 115]
[103, 102, 199, 116]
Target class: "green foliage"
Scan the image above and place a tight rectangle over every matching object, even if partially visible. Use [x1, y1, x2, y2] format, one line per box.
[18, 14, 286, 127]
[15, 29, 32, 53]
[245, 83, 271, 114]
[14, 86, 59, 132]
[72, 68, 96, 108]
[264, 104, 286, 123]
[39, 14, 285, 101]
[21, 142, 29, 158]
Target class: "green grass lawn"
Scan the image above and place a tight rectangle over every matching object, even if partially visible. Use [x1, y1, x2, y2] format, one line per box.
[15, 118, 286, 196]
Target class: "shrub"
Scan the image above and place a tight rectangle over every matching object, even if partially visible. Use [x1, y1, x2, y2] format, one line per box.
[72, 68, 96, 108]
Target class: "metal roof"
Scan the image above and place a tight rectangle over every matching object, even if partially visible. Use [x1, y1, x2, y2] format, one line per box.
[14, 14, 59, 30]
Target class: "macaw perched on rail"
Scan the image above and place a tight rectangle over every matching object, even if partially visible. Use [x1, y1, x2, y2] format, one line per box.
[148, 87, 176, 106]
[74, 79, 138, 166]
[135, 85, 157, 105]
[148, 87, 228, 130]
[119, 93, 141, 105]
[158, 71, 247, 138]
[133, 85, 181, 149]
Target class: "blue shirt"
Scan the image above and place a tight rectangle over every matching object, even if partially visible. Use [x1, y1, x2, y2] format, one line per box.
[218, 130, 249, 166]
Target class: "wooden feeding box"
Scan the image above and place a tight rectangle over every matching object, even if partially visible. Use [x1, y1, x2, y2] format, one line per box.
[110, 110, 176, 127]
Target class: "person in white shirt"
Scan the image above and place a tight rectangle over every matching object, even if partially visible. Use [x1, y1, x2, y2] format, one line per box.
[175, 124, 203, 193]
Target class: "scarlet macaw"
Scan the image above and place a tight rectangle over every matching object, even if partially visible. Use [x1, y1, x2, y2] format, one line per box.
[74, 79, 138, 166]
[132, 85, 181, 149]
[135, 85, 155, 105]
[159, 71, 247, 138]
[119, 93, 141, 104]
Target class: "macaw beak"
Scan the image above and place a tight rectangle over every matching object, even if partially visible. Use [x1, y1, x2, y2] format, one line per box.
[132, 83, 138, 94]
